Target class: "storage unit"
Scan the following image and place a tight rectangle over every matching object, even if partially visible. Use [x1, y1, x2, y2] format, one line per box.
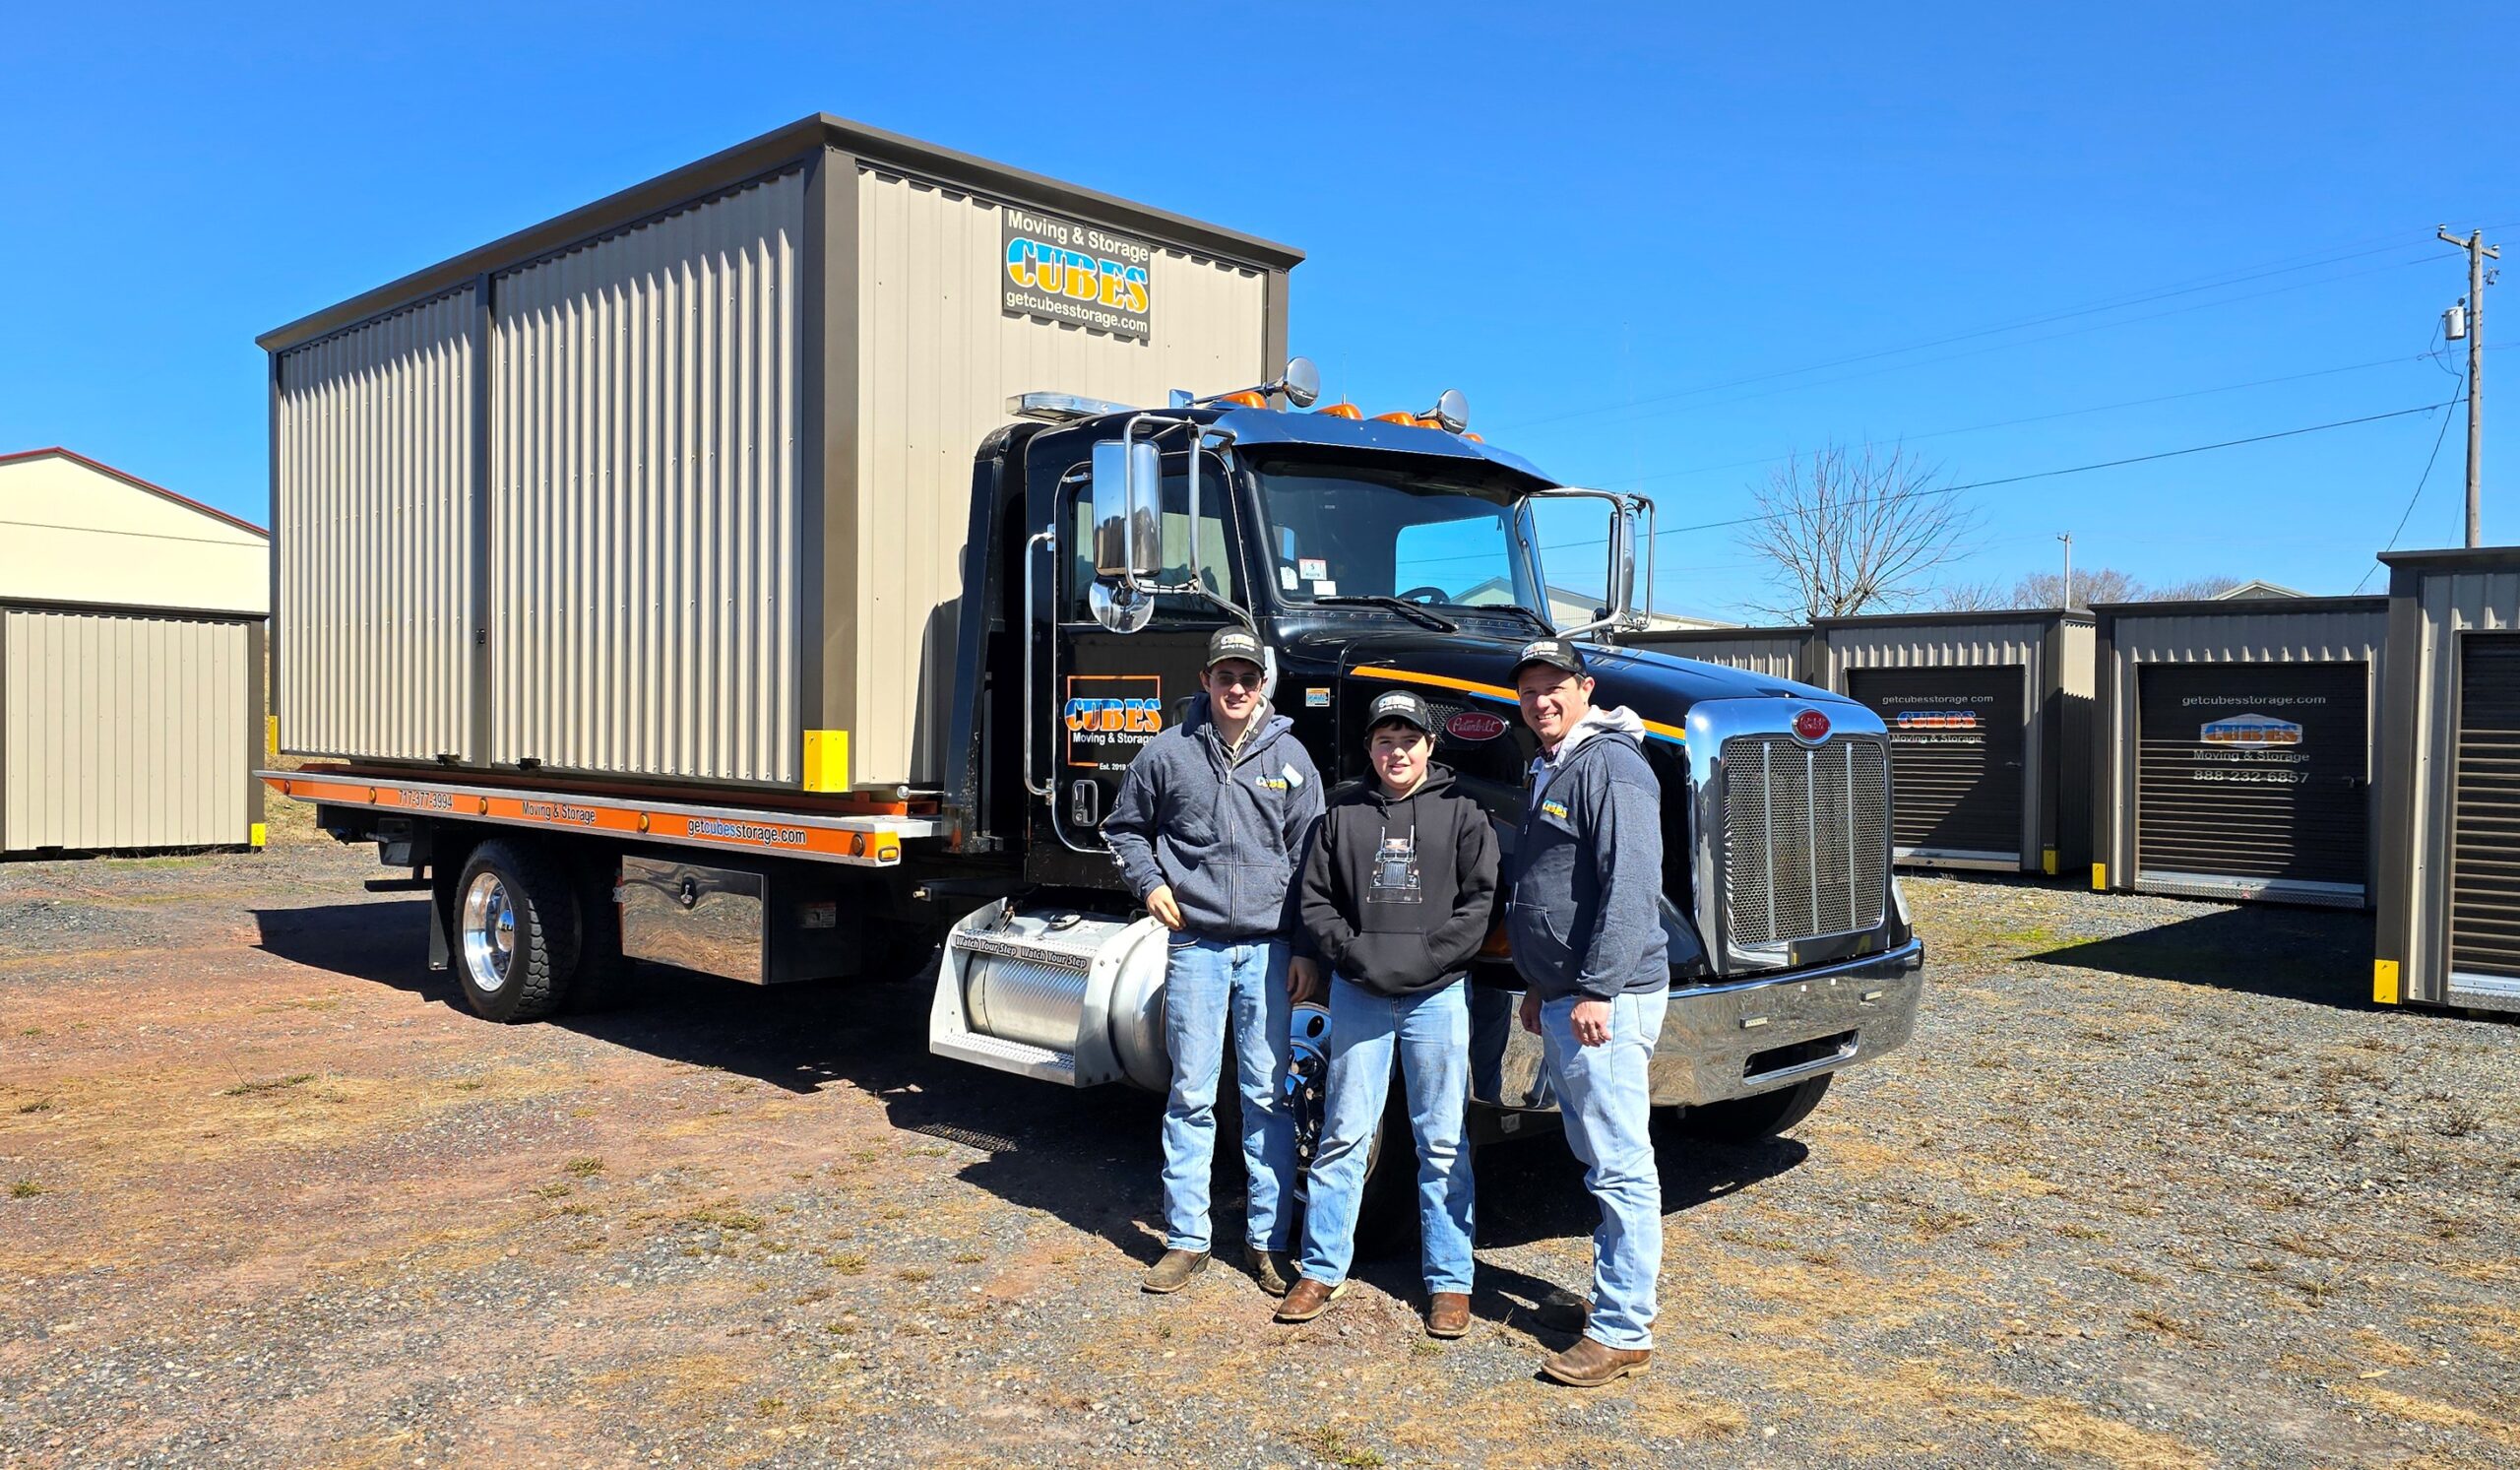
[2091, 597, 2385, 908]
[1811, 610, 2093, 875]
[262, 114, 1299, 795]
[0, 449, 269, 857]
[1624, 625, 1816, 684]
[2373, 549, 2520, 1010]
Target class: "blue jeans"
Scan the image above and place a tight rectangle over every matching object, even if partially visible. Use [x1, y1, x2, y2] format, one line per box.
[1540, 989, 1669, 1351]
[1298, 977, 1478, 1293]
[1160, 935, 1297, 1254]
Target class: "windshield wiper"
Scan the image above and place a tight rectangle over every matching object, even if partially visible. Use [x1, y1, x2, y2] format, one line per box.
[1476, 603, 1556, 636]
[1315, 595, 1459, 632]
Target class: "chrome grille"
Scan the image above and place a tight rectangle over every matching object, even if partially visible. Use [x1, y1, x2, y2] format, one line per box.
[1723, 736, 1889, 947]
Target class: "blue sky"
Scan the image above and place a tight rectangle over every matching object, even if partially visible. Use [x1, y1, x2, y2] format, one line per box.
[6, 3, 2513, 619]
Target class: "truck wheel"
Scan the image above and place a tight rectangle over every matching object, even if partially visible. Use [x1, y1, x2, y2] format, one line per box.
[1674, 1073, 1833, 1145]
[564, 855, 634, 1015]
[452, 839, 580, 1023]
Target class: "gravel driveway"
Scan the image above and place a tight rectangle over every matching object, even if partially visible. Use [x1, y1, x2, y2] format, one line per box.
[3, 834, 2516, 1468]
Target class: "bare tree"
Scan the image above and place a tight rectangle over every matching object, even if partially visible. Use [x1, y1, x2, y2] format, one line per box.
[2147, 574, 2244, 601]
[2009, 566, 2141, 609]
[1736, 443, 1979, 619]
[1930, 578, 2013, 611]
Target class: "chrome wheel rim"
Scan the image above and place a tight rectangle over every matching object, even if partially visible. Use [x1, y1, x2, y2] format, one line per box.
[461, 871, 517, 994]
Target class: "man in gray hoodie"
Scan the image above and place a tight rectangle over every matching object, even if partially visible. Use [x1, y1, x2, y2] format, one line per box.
[1505, 637, 1670, 1387]
[1104, 626, 1325, 1297]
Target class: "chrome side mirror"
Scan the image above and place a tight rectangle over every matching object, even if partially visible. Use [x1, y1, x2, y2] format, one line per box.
[1277, 356, 1321, 409]
[1428, 388, 1469, 434]
[1089, 579, 1156, 634]
[1090, 439, 1162, 581]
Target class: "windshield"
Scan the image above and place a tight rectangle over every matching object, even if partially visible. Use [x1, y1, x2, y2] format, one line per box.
[1253, 459, 1546, 616]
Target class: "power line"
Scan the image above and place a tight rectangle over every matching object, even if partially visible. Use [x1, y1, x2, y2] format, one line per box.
[1604, 350, 2438, 487]
[1492, 229, 2477, 435]
[2355, 401, 2462, 593]
[1630, 400, 2462, 542]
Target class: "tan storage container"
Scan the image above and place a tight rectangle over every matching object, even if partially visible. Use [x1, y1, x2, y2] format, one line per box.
[266, 114, 1297, 792]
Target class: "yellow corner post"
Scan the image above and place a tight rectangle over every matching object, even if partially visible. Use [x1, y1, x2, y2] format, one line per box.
[803, 731, 850, 794]
[2091, 863, 2108, 892]
[2372, 959, 2401, 1006]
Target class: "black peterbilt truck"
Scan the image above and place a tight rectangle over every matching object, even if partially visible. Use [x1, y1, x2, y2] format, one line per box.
[262, 117, 1922, 1214]
[281, 367, 1925, 1190]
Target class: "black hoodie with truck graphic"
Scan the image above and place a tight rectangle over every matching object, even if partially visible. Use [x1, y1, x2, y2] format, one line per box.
[1297, 763, 1500, 997]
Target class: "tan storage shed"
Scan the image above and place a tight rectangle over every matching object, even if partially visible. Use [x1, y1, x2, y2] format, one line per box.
[2091, 596, 2385, 908]
[0, 449, 268, 857]
[1624, 625, 1817, 683]
[1811, 610, 2094, 875]
[2373, 549, 2520, 1011]
[261, 114, 1297, 797]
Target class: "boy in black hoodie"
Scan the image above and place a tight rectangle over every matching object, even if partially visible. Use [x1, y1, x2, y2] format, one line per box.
[1277, 689, 1499, 1337]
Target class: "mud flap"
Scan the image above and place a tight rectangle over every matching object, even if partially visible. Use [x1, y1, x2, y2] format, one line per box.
[427, 862, 458, 972]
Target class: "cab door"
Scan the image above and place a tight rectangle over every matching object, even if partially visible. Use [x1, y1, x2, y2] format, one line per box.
[1024, 446, 1247, 883]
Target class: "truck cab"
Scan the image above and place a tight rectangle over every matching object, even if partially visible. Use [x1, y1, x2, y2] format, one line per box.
[931, 363, 1925, 1147]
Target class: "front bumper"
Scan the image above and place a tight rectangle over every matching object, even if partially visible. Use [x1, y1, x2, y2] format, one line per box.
[1470, 938, 1926, 1111]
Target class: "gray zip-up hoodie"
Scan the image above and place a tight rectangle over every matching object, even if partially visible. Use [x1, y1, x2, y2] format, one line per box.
[1506, 705, 1670, 1001]
[1104, 695, 1326, 945]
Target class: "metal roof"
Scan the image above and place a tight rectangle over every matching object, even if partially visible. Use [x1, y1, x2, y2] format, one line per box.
[0, 447, 268, 538]
[260, 113, 1305, 354]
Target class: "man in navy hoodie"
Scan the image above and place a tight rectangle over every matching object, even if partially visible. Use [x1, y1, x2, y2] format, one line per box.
[1104, 626, 1325, 1297]
[1505, 637, 1670, 1387]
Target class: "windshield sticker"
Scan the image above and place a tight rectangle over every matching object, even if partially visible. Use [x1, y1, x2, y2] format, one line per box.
[1299, 557, 1328, 581]
[1279, 565, 1298, 591]
[1312, 580, 1338, 597]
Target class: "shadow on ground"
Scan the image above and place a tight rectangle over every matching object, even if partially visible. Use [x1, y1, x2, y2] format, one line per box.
[252, 905, 1810, 1278]
[2025, 900, 2374, 1010]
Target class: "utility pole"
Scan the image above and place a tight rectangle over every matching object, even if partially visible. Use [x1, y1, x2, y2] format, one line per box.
[2440, 226, 2500, 547]
[2057, 532, 2073, 607]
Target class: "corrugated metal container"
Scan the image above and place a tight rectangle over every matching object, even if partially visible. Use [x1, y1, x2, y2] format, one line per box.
[489, 171, 804, 783]
[1, 606, 264, 855]
[2373, 550, 2520, 1010]
[1812, 609, 2093, 875]
[1623, 626, 1814, 682]
[262, 115, 1297, 795]
[2091, 597, 2386, 908]
[274, 288, 476, 763]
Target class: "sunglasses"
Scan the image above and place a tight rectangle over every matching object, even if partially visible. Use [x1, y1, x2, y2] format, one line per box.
[1207, 668, 1266, 688]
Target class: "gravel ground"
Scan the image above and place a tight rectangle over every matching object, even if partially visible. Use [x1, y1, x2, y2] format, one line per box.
[3, 827, 2518, 1468]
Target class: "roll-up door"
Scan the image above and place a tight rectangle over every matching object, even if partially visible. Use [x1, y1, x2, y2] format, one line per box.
[2135, 663, 2367, 902]
[2449, 636, 2520, 991]
[1847, 667, 2024, 864]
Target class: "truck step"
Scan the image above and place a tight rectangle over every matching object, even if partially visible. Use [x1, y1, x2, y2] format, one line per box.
[928, 1029, 1079, 1085]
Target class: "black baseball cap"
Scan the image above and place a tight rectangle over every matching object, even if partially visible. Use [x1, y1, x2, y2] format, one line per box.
[1205, 626, 1267, 671]
[1509, 637, 1587, 680]
[1364, 688, 1436, 735]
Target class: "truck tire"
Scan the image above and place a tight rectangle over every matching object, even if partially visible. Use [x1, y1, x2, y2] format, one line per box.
[451, 839, 580, 1023]
[1673, 1073, 1833, 1145]
[563, 855, 634, 1015]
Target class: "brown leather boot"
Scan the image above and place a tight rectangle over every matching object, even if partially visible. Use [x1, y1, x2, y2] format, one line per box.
[1274, 1276, 1347, 1323]
[1426, 1292, 1472, 1339]
[1141, 1249, 1210, 1295]
[1540, 1334, 1652, 1387]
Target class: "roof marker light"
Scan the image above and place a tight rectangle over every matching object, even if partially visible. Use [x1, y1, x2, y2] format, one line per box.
[1314, 403, 1364, 419]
